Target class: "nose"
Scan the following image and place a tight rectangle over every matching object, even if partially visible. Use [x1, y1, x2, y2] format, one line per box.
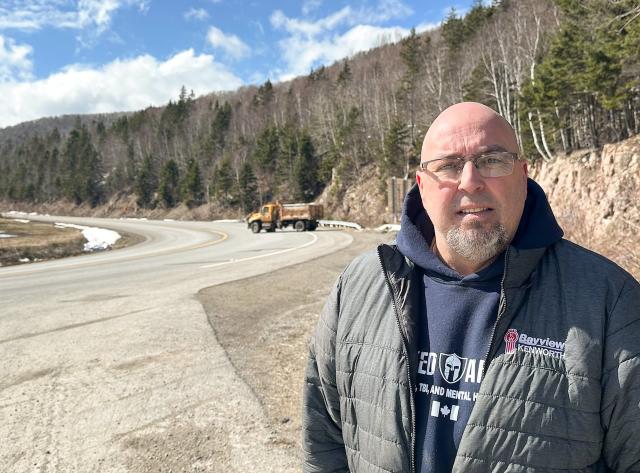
[457, 160, 484, 193]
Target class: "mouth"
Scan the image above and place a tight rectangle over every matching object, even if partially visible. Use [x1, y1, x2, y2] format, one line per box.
[456, 207, 494, 218]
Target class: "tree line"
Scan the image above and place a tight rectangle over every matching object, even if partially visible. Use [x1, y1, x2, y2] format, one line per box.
[0, 0, 638, 215]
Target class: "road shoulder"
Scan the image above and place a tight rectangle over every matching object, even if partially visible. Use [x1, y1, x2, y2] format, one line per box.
[197, 230, 394, 464]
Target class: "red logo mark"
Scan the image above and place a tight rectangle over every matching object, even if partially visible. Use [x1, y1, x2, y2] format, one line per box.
[504, 329, 519, 354]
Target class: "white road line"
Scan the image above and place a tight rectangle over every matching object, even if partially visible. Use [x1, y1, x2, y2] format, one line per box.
[200, 233, 319, 269]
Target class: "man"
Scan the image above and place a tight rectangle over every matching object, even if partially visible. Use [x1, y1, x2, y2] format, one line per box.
[302, 102, 640, 472]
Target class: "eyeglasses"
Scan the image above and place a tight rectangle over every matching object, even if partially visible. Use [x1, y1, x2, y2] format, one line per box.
[419, 151, 518, 182]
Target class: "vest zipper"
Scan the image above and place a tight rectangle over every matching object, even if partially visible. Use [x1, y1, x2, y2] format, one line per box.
[482, 246, 511, 376]
[377, 246, 416, 473]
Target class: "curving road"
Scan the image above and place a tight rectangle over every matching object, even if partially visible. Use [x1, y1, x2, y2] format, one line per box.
[0, 217, 354, 472]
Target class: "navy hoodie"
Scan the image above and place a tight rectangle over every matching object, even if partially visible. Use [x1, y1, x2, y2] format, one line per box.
[396, 178, 563, 473]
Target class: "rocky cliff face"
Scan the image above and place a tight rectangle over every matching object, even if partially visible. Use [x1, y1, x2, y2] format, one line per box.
[531, 135, 640, 279]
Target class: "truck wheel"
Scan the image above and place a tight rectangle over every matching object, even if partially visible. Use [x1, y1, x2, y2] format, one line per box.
[251, 222, 261, 233]
[294, 220, 306, 232]
[266, 225, 276, 233]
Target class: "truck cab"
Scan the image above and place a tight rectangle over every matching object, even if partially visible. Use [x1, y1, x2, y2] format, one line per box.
[246, 204, 279, 233]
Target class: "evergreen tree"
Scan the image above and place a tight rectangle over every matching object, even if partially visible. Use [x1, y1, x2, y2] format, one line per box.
[125, 141, 137, 188]
[135, 154, 157, 208]
[96, 121, 107, 143]
[253, 125, 280, 174]
[210, 101, 232, 156]
[181, 158, 204, 207]
[238, 161, 259, 213]
[293, 131, 319, 201]
[158, 159, 180, 207]
[381, 117, 409, 179]
[336, 60, 353, 87]
[61, 125, 103, 206]
[441, 8, 465, 51]
[463, 63, 497, 107]
[211, 155, 236, 207]
[276, 124, 298, 190]
[399, 28, 422, 146]
[253, 79, 274, 106]
[106, 162, 127, 195]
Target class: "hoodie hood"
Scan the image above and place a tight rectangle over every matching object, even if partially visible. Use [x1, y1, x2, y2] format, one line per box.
[396, 178, 564, 275]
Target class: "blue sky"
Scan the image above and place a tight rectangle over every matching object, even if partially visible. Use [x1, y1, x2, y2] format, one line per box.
[0, 0, 476, 128]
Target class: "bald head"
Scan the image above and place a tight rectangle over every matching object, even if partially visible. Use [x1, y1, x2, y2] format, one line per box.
[421, 102, 519, 161]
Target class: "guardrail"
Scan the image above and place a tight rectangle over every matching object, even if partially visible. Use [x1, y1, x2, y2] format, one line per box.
[318, 220, 363, 230]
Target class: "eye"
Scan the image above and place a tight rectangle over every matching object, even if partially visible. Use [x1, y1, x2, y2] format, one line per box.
[433, 160, 460, 172]
[479, 153, 509, 166]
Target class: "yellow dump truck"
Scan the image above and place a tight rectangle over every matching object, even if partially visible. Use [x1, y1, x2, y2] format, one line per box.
[246, 202, 324, 233]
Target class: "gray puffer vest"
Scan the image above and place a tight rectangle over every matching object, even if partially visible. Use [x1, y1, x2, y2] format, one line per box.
[302, 239, 640, 473]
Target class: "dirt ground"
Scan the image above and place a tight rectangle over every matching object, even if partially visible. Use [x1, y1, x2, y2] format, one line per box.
[0, 217, 143, 266]
[197, 230, 394, 462]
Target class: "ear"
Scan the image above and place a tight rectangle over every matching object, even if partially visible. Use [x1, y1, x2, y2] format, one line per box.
[415, 170, 422, 186]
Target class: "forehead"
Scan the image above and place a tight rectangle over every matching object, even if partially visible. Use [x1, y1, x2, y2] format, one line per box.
[423, 118, 517, 160]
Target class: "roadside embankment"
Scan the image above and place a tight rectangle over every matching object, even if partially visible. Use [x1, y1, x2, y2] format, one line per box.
[0, 216, 143, 266]
[0, 217, 86, 266]
[531, 135, 640, 279]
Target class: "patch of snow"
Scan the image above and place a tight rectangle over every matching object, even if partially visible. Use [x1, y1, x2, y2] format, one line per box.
[0, 234, 17, 238]
[212, 219, 244, 223]
[54, 223, 121, 251]
[163, 219, 175, 222]
[13, 219, 30, 223]
[19, 258, 30, 262]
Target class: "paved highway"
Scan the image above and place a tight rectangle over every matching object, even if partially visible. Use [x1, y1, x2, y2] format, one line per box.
[0, 217, 354, 472]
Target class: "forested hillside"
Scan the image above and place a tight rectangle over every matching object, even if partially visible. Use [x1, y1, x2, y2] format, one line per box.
[0, 0, 638, 221]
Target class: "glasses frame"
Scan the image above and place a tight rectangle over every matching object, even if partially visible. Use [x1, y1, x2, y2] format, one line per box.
[418, 151, 519, 180]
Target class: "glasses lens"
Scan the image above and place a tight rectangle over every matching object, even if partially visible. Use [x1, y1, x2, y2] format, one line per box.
[476, 152, 515, 178]
[426, 159, 462, 180]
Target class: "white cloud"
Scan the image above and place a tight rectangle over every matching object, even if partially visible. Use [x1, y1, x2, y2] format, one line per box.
[206, 26, 250, 59]
[271, 7, 351, 37]
[0, 34, 33, 81]
[302, 0, 322, 16]
[270, 1, 414, 81]
[416, 21, 439, 33]
[0, 0, 148, 33]
[276, 24, 410, 82]
[271, 0, 412, 35]
[359, 0, 413, 23]
[0, 49, 242, 128]
[184, 7, 209, 21]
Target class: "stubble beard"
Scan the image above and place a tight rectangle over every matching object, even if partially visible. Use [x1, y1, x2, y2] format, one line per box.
[445, 222, 509, 264]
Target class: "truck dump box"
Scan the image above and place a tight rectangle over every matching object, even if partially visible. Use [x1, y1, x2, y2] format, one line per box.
[281, 203, 324, 221]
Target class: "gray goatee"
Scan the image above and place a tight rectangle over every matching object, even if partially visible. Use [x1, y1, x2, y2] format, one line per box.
[446, 223, 509, 264]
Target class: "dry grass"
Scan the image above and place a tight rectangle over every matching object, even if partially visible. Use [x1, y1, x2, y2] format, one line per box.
[0, 218, 86, 266]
